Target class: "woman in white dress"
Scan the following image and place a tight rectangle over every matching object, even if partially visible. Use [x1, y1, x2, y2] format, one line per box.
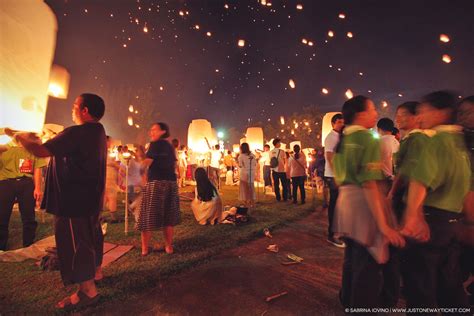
[191, 167, 222, 225]
[238, 143, 257, 207]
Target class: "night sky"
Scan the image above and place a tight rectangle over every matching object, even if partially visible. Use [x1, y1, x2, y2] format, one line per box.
[44, 0, 474, 144]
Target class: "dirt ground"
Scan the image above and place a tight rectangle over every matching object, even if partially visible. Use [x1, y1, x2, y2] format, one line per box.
[95, 209, 347, 316]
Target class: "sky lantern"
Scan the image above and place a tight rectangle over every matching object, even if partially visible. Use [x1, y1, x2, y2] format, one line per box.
[322, 88, 329, 94]
[296, 4, 303, 10]
[322, 112, 340, 147]
[0, 0, 57, 139]
[246, 127, 264, 151]
[233, 144, 240, 153]
[280, 116, 285, 125]
[338, 13, 346, 19]
[439, 34, 450, 43]
[328, 30, 334, 37]
[127, 116, 134, 126]
[442, 54, 452, 63]
[187, 119, 214, 153]
[302, 38, 308, 44]
[47, 64, 70, 99]
[206, 31, 212, 37]
[289, 79, 296, 89]
[347, 32, 353, 38]
[238, 39, 245, 47]
[345, 89, 354, 99]
[382, 101, 388, 108]
[308, 41, 314, 46]
[129, 105, 134, 112]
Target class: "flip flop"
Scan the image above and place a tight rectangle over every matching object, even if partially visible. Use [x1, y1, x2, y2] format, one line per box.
[56, 291, 100, 311]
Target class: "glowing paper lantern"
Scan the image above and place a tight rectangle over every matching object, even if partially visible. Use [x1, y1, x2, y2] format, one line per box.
[308, 41, 314, 46]
[439, 34, 450, 43]
[347, 32, 353, 38]
[322, 88, 329, 94]
[129, 105, 134, 112]
[48, 65, 70, 99]
[442, 54, 452, 63]
[280, 116, 285, 125]
[338, 13, 346, 19]
[345, 89, 354, 99]
[41, 123, 64, 142]
[289, 79, 296, 89]
[296, 4, 303, 10]
[187, 119, 214, 153]
[206, 31, 212, 37]
[328, 30, 334, 37]
[127, 116, 134, 126]
[290, 141, 301, 151]
[0, 0, 57, 137]
[246, 127, 264, 152]
[382, 101, 388, 108]
[302, 38, 308, 44]
[238, 39, 245, 47]
[322, 112, 341, 147]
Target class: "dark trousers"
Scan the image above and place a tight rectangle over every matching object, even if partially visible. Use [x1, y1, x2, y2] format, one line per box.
[55, 214, 103, 285]
[401, 207, 468, 311]
[291, 176, 305, 203]
[341, 239, 400, 309]
[272, 171, 288, 201]
[325, 177, 339, 238]
[0, 178, 37, 250]
[263, 166, 272, 187]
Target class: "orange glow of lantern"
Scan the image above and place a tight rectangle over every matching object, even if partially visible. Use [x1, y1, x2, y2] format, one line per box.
[289, 79, 296, 89]
[439, 34, 450, 43]
[345, 89, 353, 99]
[442, 54, 451, 63]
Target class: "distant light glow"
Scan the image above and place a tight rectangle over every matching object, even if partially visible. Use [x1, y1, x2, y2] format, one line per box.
[296, 4, 303, 10]
[238, 39, 245, 47]
[439, 34, 450, 43]
[322, 88, 329, 94]
[442, 54, 452, 63]
[345, 89, 354, 99]
[338, 13, 346, 19]
[328, 30, 334, 37]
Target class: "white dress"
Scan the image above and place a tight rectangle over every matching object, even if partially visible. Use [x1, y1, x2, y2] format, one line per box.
[191, 188, 223, 225]
[238, 153, 257, 201]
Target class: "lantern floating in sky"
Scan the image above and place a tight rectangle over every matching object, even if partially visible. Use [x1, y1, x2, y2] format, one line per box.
[143, 25, 148, 33]
[206, 31, 212, 37]
[382, 101, 388, 108]
[209, 89, 214, 95]
[238, 39, 245, 47]
[48, 65, 70, 99]
[439, 34, 450, 43]
[301, 38, 308, 44]
[328, 30, 334, 37]
[442, 54, 452, 63]
[308, 41, 314, 46]
[159, 86, 164, 91]
[179, 10, 184, 16]
[338, 13, 346, 19]
[296, 4, 303, 10]
[127, 116, 134, 126]
[129, 105, 134, 112]
[261, 0, 267, 5]
[0, 0, 57, 138]
[194, 24, 200, 30]
[345, 89, 354, 99]
[289, 79, 296, 89]
[280, 116, 285, 125]
[347, 32, 353, 38]
[322, 88, 329, 94]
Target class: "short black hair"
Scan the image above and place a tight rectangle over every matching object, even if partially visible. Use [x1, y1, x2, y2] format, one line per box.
[342, 95, 370, 125]
[392, 127, 400, 136]
[215, 144, 220, 150]
[331, 113, 343, 124]
[397, 101, 420, 115]
[155, 122, 170, 138]
[422, 90, 458, 123]
[272, 138, 281, 146]
[79, 93, 105, 120]
[377, 118, 395, 132]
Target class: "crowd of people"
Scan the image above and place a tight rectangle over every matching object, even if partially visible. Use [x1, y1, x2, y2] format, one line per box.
[1, 90, 472, 312]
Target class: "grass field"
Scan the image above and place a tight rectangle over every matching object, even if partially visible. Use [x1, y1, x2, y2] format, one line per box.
[0, 185, 319, 314]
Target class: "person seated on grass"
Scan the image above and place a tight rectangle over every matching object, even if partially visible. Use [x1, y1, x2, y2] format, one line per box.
[191, 168, 223, 225]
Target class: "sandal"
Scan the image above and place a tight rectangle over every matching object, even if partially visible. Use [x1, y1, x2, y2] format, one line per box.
[56, 291, 100, 311]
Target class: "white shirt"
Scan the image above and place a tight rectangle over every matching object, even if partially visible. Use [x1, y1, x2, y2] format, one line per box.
[270, 148, 286, 172]
[289, 153, 307, 178]
[261, 151, 271, 166]
[238, 153, 257, 182]
[324, 129, 340, 177]
[380, 134, 399, 178]
[210, 150, 222, 168]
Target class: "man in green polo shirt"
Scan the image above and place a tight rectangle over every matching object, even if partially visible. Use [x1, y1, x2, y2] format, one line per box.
[401, 91, 470, 309]
[0, 141, 47, 250]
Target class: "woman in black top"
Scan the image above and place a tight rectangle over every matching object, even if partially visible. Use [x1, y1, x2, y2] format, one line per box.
[138, 122, 180, 256]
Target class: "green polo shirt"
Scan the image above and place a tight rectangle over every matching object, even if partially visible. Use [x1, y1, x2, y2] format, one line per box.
[0, 144, 47, 181]
[334, 127, 384, 186]
[411, 128, 470, 213]
[395, 131, 430, 179]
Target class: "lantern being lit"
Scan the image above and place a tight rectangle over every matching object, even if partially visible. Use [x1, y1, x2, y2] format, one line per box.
[48, 64, 70, 99]
[246, 127, 264, 152]
[187, 119, 214, 153]
[0, 0, 58, 138]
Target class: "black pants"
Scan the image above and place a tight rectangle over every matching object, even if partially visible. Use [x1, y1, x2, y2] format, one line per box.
[263, 166, 272, 187]
[401, 207, 468, 311]
[272, 171, 288, 201]
[0, 178, 37, 250]
[325, 177, 339, 238]
[55, 214, 103, 285]
[291, 176, 305, 203]
[341, 239, 400, 309]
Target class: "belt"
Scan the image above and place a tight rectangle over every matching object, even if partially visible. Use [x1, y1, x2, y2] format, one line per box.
[1, 176, 32, 182]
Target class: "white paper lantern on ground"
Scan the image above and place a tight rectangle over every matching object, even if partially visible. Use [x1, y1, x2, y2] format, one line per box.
[187, 119, 214, 153]
[0, 0, 57, 136]
[322, 112, 341, 147]
[246, 127, 264, 152]
[48, 64, 70, 99]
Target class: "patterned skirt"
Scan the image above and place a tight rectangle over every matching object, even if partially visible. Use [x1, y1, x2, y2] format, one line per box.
[137, 180, 181, 231]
